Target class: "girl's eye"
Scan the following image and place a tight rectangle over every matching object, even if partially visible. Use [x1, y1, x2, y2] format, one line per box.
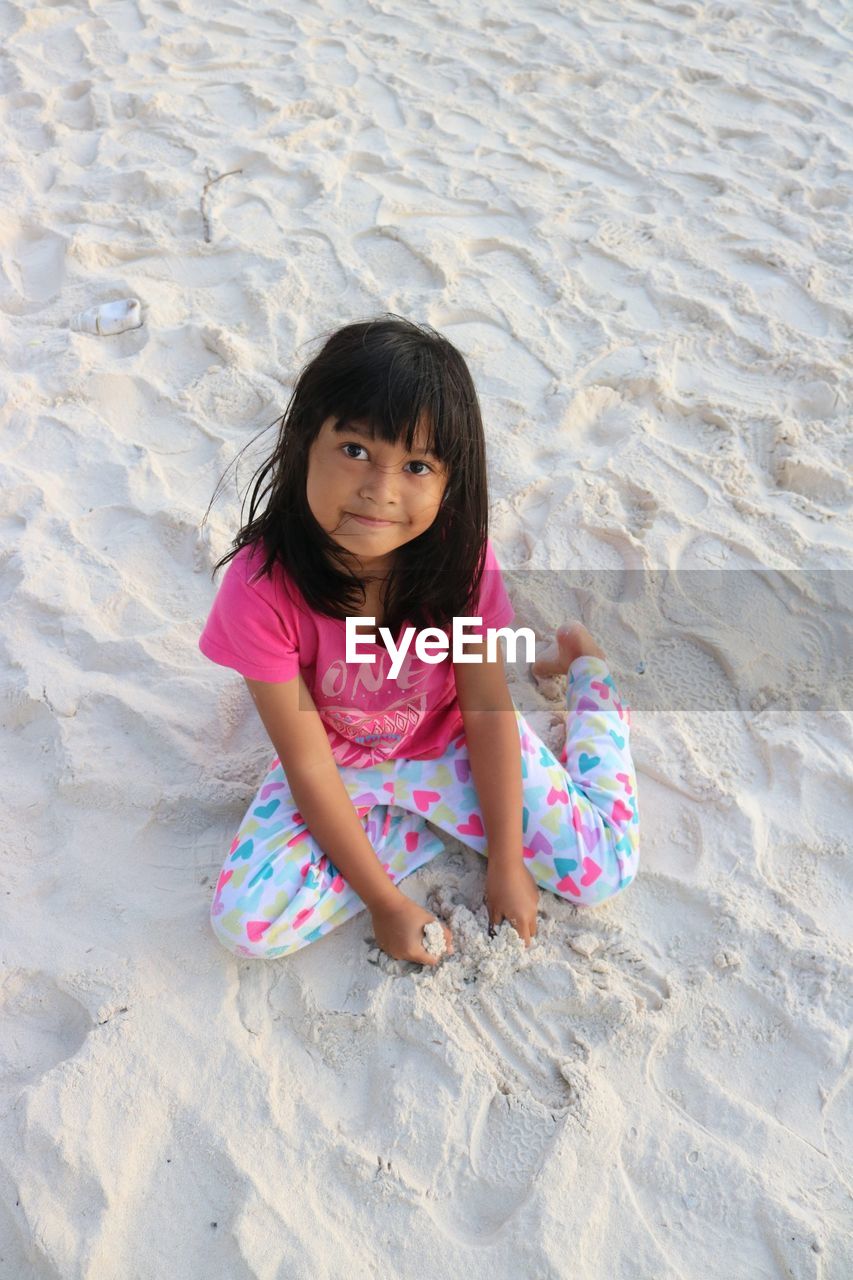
[341, 443, 432, 475]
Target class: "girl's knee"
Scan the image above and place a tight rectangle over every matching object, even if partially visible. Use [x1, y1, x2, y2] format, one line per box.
[572, 871, 636, 909]
[209, 911, 302, 960]
[562, 827, 639, 908]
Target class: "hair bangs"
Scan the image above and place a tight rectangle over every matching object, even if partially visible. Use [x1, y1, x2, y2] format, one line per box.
[332, 352, 449, 465]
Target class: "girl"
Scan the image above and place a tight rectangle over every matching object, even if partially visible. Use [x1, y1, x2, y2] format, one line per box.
[199, 315, 639, 967]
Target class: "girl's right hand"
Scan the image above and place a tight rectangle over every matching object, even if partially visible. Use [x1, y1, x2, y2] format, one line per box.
[370, 894, 454, 967]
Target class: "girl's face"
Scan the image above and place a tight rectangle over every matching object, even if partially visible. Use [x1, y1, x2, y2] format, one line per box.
[306, 412, 448, 576]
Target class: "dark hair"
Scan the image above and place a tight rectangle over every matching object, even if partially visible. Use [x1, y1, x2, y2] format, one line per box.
[202, 314, 490, 641]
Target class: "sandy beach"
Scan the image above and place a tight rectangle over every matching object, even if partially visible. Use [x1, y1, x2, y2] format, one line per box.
[1, 0, 851, 1276]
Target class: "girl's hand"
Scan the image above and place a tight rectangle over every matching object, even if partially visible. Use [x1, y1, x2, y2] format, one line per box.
[485, 861, 540, 947]
[370, 894, 454, 967]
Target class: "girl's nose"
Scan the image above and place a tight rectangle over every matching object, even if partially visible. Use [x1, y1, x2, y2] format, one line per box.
[360, 465, 400, 505]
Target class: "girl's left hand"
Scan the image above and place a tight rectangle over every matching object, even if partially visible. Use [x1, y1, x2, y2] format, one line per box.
[484, 860, 540, 947]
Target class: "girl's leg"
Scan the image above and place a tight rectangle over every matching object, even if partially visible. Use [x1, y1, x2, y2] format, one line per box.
[209, 756, 446, 959]
[535, 653, 639, 903]
[210, 641, 639, 958]
[380, 656, 639, 907]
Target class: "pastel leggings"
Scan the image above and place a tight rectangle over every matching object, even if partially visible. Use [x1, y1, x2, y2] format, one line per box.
[210, 656, 640, 959]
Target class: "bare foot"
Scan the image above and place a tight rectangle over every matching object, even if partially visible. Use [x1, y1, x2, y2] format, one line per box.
[532, 622, 606, 680]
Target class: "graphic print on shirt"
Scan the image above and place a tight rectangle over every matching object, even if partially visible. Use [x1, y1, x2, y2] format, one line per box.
[316, 648, 434, 768]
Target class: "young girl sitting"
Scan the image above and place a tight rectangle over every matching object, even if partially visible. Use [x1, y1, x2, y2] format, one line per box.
[199, 315, 640, 966]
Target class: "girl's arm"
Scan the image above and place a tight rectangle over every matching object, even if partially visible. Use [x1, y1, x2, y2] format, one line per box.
[453, 637, 523, 867]
[245, 675, 454, 964]
[244, 674, 404, 913]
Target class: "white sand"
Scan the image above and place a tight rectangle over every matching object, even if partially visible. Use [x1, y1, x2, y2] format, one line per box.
[1, 0, 851, 1276]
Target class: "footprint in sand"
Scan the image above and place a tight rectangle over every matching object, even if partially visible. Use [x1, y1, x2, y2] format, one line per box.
[56, 80, 97, 131]
[0, 970, 92, 1109]
[651, 971, 836, 1156]
[426, 1080, 570, 1238]
[423, 964, 591, 1238]
[609, 476, 661, 540]
[430, 1087, 562, 1236]
[0, 224, 66, 315]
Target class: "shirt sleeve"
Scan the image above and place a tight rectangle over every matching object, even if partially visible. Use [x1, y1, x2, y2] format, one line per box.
[198, 547, 300, 683]
[468, 538, 515, 635]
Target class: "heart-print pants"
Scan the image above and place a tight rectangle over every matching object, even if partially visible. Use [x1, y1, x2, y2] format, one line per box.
[209, 655, 640, 959]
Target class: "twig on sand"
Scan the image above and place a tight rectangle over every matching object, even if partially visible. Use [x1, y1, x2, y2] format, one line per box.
[200, 167, 243, 243]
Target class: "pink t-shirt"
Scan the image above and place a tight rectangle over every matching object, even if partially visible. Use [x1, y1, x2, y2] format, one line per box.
[198, 538, 516, 769]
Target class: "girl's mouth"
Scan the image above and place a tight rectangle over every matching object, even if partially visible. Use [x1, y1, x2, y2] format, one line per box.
[347, 513, 397, 527]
